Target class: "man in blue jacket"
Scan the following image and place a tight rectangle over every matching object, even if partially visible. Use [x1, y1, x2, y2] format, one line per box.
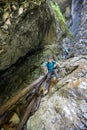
[43, 56, 61, 93]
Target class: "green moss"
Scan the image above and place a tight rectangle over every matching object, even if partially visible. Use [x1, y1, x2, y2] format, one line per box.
[51, 1, 73, 38]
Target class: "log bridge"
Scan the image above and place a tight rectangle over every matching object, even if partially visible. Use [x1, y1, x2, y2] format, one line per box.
[0, 74, 46, 130]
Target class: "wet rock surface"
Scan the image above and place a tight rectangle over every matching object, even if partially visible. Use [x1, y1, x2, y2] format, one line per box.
[73, 0, 87, 56]
[27, 56, 87, 130]
[70, 0, 83, 36]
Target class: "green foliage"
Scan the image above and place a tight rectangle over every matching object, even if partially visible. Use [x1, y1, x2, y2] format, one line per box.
[51, 0, 73, 38]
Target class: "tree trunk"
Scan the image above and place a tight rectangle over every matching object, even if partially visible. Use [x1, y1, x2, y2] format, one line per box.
[0, 75, 46, 116]
[17, 96, 36, 130]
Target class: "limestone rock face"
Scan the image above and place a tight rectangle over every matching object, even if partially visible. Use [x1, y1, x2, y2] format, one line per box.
[27, 56, 87, 130]
[0, 1, 65, 100]
[0, 1, 52, 71]
[73, 1, 87, 55]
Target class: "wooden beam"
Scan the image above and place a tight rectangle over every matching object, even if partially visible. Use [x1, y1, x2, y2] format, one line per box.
[0, 75, 46, 116]
[17, 96, 36, 130]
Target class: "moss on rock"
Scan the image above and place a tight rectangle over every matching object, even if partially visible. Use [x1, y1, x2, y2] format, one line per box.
[51, 1, 73, 38]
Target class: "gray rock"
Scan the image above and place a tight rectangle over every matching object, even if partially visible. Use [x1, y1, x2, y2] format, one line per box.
[55, 0, 71, 13]
[72, 1, 87, 56]
[70, 0, 83, 36]
[0, 2, 53, 71]
[27, 56, 87, 130]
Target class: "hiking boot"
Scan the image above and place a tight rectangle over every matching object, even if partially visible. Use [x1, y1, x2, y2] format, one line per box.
[58, 77, 62, 80]
[56, 78, 62, 82]
[44, 90, 48, 95]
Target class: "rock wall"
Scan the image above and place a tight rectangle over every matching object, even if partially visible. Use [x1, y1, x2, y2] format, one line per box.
[73, 0, 87, 55]
[0, 0, 52, 71]
[26, 2, 87, 130]
[70, 0, 83, 36]
[54, 0, 71, 13]
[0, 0, 64, 102]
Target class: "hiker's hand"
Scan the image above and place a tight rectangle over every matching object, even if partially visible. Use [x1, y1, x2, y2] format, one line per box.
[59, 67, 62, 71]
[43, 66, 48, 75]
[43, 70, 48, 75]
[54, 64, 57, 68]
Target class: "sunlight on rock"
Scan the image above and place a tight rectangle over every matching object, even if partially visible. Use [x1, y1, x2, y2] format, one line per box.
[9, 113, 20, 125]
[18, 6, 24, 15]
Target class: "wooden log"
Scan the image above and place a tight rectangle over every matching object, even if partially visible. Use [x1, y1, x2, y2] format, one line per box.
[26, 77, 45, 101]
[0, 75, 46, 116]
[17, 96, 36, 130]
[34, 93, 42, 111]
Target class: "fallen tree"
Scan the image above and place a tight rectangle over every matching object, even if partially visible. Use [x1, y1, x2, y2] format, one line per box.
[17, 96, 37, 130]
[0, 75, 46, 116]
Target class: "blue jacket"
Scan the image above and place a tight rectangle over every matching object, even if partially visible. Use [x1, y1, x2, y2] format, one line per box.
[44, 61, 56, 72]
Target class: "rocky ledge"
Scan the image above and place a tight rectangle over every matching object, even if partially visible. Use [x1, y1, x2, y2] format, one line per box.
[27, 56, 87, 130]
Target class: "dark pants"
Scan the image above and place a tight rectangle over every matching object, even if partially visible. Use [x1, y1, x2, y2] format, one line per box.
[63, 50, 68, 59]
[45, 69, 59, 90]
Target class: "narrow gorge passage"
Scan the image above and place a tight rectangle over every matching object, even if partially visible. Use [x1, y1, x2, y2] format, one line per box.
[0, 0, 87, 130]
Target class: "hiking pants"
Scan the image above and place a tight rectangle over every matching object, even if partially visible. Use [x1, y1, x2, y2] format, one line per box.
[45, 69, 59, 90]
[63, 50, 68, 59]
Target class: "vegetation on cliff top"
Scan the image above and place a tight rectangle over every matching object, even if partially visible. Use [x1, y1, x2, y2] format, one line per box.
[51, 0, 73, 38]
